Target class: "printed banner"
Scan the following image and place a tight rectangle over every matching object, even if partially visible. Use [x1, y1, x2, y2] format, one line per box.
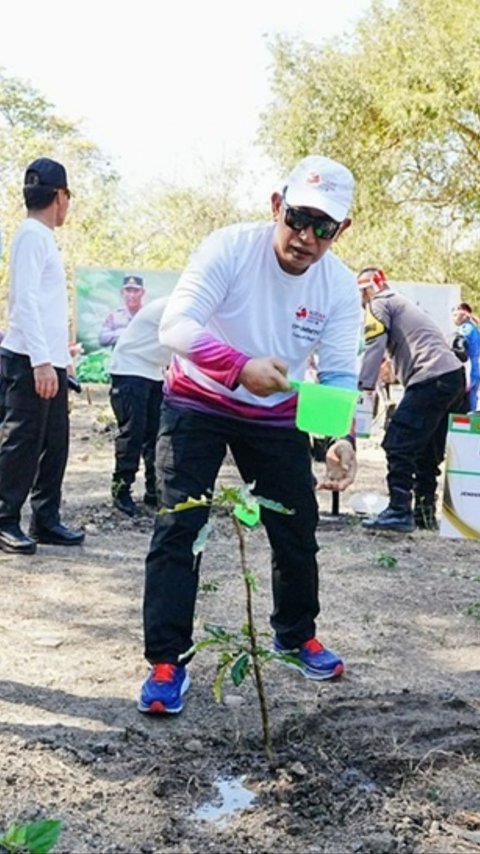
[73, 266, 180, 382]
[440, 413, 480, 539]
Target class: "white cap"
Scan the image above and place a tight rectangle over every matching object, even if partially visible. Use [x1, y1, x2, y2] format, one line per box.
[283, 155, 355, 222]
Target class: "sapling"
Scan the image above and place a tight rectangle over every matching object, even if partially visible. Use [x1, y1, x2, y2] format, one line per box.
[160, 482, 294, 759]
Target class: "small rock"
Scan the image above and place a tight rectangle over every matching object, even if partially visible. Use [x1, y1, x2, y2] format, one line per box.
[32, 637, 64, 648]
[362, 832, 396, 853]
[184, 738, 203, 753]
[290, 760, 308, 777]
[84, 523, 98, 534]
[223, 694, 245, 709]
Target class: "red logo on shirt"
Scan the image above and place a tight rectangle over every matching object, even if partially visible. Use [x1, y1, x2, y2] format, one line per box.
[296, 306, 308, 320]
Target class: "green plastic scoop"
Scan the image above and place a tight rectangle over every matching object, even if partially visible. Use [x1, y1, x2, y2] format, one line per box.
[290, 380, 359, 436]
[233, 502, 260, 527]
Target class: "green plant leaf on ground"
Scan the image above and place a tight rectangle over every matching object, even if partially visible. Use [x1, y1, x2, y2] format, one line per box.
[24, 821, 62, 854]
[376, 552, 398, 569]
[0, 819, 62, 854]
[199, 581, 220, 593]
[0, 823, 27, 852]
[465, 602, 480, 620]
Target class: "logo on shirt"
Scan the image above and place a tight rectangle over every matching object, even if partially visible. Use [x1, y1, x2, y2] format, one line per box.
[292, 306, 328, 344]
[295, 306, 326, 324]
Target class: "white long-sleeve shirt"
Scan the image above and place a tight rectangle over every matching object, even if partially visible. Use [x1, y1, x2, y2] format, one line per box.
[2, 218, 70, 368]
[160, 221, 361, 426]
[109, 297, 171, 381]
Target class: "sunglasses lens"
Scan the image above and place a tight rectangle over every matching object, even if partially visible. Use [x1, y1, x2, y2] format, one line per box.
[314, 222, 338, 239]
[285, 207, 307, 231]
[285, 206, 338, 239]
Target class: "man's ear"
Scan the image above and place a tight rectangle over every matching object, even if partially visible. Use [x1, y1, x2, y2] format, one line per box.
[271, 192, 283, 221]
[333, 217, 351, 241]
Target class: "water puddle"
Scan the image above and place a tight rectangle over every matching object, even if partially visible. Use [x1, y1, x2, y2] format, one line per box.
[192, 775, 256, 827]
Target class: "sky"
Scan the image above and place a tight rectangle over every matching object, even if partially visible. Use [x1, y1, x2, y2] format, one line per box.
[0, 0, 376, 204]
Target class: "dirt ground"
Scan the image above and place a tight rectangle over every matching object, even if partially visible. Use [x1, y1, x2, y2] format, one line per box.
[0, 388, 479, 854]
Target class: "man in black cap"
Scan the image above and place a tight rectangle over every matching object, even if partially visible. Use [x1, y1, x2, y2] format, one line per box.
[0, 157, 85, 554]
[99, 275, 146, 347]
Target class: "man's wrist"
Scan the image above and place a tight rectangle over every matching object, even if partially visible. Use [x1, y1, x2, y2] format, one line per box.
[326, 435, 356, 451]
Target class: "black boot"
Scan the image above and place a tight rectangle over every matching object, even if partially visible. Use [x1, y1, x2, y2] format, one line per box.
[414, 496, 438, 530]
[112, 481, 138, 517]
[362, 487, 415, 533]
[144, 471, 157, 508]
[143, 491, 157, 508]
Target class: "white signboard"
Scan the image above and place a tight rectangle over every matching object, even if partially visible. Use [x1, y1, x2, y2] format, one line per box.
[391, 281, 461, 338]
[356, 392, 375, 438]
[440, 413, 480, 539]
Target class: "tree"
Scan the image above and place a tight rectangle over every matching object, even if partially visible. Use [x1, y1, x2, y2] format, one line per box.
[258, 0, 480, 297]
[0, 68, 253, 332]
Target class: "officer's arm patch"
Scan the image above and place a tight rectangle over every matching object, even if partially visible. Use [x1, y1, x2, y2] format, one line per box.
[364, 308, 386, 341]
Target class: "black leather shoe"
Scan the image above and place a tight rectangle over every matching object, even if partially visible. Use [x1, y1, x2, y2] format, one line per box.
[0, 524, 37, 554]
[30, 523, 85, 546]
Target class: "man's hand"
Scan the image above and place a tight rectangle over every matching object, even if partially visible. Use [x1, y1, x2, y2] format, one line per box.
[33, 363, 59, 399]
[238, 357, 291, 397]
[318, 439, 357, 492]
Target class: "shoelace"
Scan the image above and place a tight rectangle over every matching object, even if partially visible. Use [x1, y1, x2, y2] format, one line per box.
[151, 663, 177, 682]
[303, 638, 325, 653]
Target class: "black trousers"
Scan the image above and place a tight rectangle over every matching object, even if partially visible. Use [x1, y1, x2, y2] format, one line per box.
[0, 352, 69, 528]
[144, 403, 320, 664]
[382, 368, 466, 501]
[110, 375, 164, 495]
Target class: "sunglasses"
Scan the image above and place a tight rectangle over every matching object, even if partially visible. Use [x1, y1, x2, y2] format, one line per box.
[283, 203, 340, 240]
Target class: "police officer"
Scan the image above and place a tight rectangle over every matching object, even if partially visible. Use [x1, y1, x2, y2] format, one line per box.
[358, 267, 466, 533]
[99, 275, 146, 347]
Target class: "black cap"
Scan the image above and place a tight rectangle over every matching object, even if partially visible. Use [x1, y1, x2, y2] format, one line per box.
[122, 275, 144, 288]
[24, 157, 68, 190]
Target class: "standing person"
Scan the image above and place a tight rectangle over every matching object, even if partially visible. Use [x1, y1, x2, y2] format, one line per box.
[357, 267, 466, 533]
[139, 154, 362, 715]
[0, 157, 84, 555]
[451, 302, 480, 412]
[99, 275, 146, 347]
[109, 297, 170, 516]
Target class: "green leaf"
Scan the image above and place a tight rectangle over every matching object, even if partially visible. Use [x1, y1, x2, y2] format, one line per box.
[204, 624, 232, 642]
[192, 521, 214, 555]
[24, 820, 63, 854]
[199, 581, 220, 593]
[465, 602, 480, 620]
[231, 653, 250, 687]
[271, 651, 302, 667]
[377, 552, 398, 569]
[255, 496, 294, 515]
[0, 823, 27, 852]
[213, 662, 230, 703]
[244, 572, 258, 591]
[158, 495, 210, 514]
